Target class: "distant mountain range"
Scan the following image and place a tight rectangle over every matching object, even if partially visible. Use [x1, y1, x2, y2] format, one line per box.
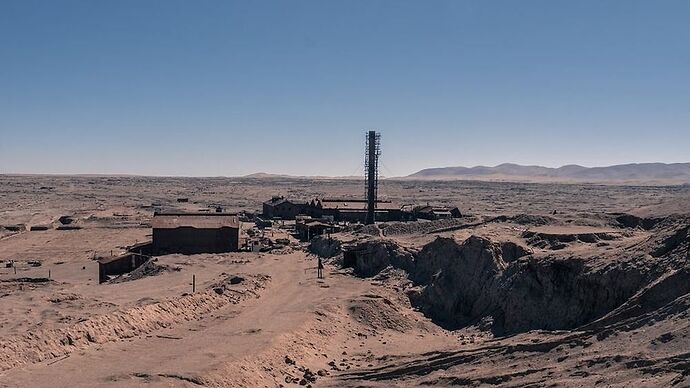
[243, 172, 363, 180]
[405, 163, 690, 184]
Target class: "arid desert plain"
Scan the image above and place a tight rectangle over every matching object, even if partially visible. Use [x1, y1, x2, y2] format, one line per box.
[1, 175, 689, 387]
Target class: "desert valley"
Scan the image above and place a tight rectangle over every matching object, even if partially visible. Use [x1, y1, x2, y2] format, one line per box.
[1, 175, 689, 387]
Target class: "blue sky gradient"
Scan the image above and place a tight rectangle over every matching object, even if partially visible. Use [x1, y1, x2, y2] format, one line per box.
[1, 1, 688, 176]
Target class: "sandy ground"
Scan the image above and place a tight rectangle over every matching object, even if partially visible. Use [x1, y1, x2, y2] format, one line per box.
[1, 175, 689, 387]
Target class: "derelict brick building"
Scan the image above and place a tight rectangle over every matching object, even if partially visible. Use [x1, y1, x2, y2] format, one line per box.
[152, 213, 240, 254]
[314, 198, 404, 222]
[262, 196, 310, 220]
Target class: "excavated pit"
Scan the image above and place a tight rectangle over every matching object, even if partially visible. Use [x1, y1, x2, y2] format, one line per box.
[614, 213, 663, 230]
[314, 215, 690, 336]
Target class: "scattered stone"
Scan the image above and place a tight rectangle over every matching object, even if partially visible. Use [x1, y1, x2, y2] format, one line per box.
[230, 276, 244, 284]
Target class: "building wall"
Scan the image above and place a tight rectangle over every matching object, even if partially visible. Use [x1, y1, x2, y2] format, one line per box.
[264, 202, 306, 220]
[262, 203, 276, 218]
[98, 253, 149, 283]
[329, 209, 405, 223]
[153, 226, 240, 254]
[296, 224, 332, 241]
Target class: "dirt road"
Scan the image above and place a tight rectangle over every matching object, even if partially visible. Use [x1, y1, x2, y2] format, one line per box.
[0, 252, 372, 387]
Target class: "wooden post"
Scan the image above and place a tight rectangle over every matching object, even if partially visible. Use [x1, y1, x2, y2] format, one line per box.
[192, 274, 196, 293]
[48, 269, 51, 279]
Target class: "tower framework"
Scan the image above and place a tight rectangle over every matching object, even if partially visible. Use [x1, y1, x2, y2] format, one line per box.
[365, 130, 380, 225]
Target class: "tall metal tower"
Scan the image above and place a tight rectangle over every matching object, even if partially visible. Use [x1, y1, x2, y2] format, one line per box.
[365, 130, 381, 225]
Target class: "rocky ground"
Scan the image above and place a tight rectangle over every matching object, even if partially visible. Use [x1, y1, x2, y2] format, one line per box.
[0, 175, 688, 387]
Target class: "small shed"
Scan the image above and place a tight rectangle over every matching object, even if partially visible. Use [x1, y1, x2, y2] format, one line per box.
[296, 220, 339, 241]
[414, 205, 462, 220]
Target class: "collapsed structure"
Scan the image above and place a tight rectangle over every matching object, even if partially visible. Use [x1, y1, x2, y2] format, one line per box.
[98, 213, 240, 283]
[295, 218, 340, 241]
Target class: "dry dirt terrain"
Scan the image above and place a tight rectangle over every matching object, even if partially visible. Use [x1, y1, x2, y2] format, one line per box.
[1, 175, 689, 387]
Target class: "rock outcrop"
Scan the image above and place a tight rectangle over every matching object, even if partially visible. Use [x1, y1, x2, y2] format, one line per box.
[335, 216, 690, 336]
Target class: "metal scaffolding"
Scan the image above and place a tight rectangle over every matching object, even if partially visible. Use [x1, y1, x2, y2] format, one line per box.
[365, 130, 380, 225]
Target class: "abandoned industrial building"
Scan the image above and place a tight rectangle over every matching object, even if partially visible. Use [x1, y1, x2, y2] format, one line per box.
[92, 131, 463, 285]
[262, 196, 310, 220]
[312, 198, 407, 222]
[412, 205, 462, 220]
[261, 196, 461, 224]
[295, 218, 340, 241]
[152, 212, 240, 254]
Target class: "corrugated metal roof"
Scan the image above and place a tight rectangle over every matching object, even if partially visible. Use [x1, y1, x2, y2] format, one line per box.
[319, 201, 401, 211]
[263, 197, 309, 206]
[152, 213, 239, 229]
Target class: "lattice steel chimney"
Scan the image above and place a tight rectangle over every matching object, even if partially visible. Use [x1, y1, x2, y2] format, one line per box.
[365, 130, 380, 225]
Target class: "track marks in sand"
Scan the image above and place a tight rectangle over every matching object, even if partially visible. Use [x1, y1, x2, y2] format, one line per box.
[0, 274, 269, 371]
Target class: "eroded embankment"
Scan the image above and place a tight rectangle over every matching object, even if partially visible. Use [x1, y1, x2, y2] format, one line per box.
[0, 274, 269, 371]
[312, 215, 690, 336]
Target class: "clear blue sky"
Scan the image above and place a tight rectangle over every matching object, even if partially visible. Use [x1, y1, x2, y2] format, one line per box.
[1, 1, 688, 176]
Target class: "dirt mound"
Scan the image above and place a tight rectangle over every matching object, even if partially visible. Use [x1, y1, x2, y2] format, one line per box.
[380, 218, 469, 236]
[0, 274, 269, 371]
[1, 277, 51, 284]
[348, 295, 415, 332]
[344, 240, 416, 277]
[522, 230, 626, 250]
[309, 235, 342, 258]
[108, 259, 180, 284]
[357, 224, 382, 237]
[494, 213, 558, 226]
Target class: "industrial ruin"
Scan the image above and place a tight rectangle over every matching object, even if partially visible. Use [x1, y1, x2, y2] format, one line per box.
[4, 4, 689, 385]
[151, 212, 241, 254]
[2, 151, 689, 387]
[260, 131, 461, 240]
[91, 131, 461, 281]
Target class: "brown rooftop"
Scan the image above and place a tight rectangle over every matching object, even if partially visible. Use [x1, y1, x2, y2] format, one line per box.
[318, 200, 401, 211]
[152, 213, 239, 229]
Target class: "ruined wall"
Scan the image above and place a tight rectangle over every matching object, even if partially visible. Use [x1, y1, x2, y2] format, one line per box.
[98, 254, 149, 283]
[152, 226, 240, 254]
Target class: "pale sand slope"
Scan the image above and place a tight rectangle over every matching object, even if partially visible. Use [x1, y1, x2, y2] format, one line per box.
[0, 249, 450, 387]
